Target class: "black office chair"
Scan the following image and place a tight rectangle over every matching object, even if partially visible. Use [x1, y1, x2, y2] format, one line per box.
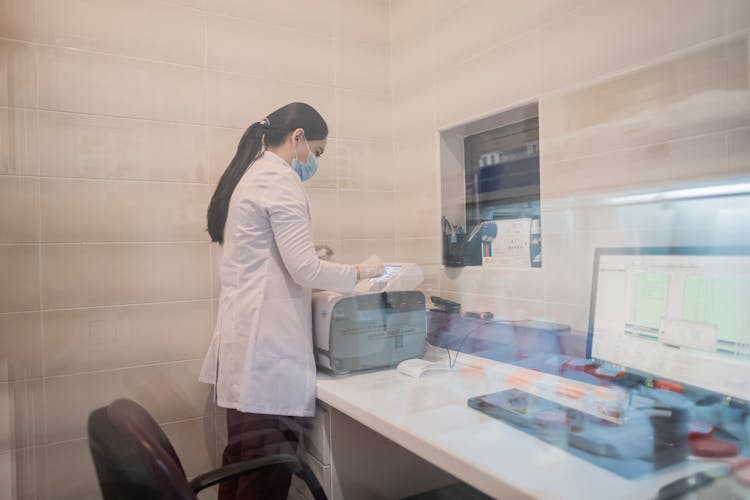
[87, 398, 327, 500]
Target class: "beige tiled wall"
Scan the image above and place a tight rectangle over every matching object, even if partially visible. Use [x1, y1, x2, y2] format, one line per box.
[1, 0, 391, 498]
[4, 0, 748, 497]
[389, 0, 750, 333]
[37, 111, 209, 182]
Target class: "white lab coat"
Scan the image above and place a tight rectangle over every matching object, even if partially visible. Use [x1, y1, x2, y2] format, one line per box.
[199, 151, 357, 416]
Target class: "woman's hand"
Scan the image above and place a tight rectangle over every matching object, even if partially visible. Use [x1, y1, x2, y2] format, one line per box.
[356, 255, 385, 279]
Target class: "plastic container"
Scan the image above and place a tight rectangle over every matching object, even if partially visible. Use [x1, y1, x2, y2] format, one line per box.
[534, 409, 569, 448]
[504, 369, 544, 414]
[556, 380, 588, 405]
[556, 380, 588, 432]
[594, 386, 628, 423]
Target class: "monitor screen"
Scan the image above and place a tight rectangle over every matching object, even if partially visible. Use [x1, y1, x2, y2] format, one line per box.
[587, 247, 750, 401]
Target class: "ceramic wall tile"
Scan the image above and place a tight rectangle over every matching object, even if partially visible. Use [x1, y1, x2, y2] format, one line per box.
[205, 0, 336, 36]
[334, 0, 389, 46]
[207, 14, 334, 85]
[335, 40, 390, 93]
[0, 312, 42, 381]
[541, 132, 728, 199]
[336, 139, 394, 191]
[36, 0, 205, 66]
[43, 300, 212, 376]
[0, 175, 38, 243]
[392, 79, 435, 139]
[729, 126, 750, 175]
[0, 379, 44, 450]
[40, 438, 99, 500]
[41, 243, 210, 308]
[435, 32, 539, 129]
[38, 111, 208, 182]
[161, 417, 216, 478]
[0, 40, 36, 108]
[0, 107, 37, 176]
[540, 37, 743, 162]
[44, 360, 208, 443]
[395, 190, 439, 238]
[395, 237, 441, 265]
[37, 47, 205, 124]
[339, 190, 396, 239]
[306, 188, 340, 240]
[206, 70, 335, 130]
[432, 1, 537, 72]
[542, 302, 590, 334]
[0, 0, 34, 41]
[539, 0, 726, 93]
[336, 89, 391, 141]
[0, 245, 39, 313]
[207, 127, 242, 185]
[338, 238, 397, 264]
[725, 0, 750, 34]
[40, 178, 208, 243]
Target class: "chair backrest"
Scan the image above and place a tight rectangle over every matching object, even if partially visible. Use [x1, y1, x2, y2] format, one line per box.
[88, 398, 196, 500]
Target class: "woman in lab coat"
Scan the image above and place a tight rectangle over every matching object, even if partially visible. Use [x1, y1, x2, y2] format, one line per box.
[201, 102, 384, 500]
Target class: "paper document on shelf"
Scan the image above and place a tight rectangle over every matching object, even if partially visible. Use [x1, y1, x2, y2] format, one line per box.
[483, 218, 531, 268]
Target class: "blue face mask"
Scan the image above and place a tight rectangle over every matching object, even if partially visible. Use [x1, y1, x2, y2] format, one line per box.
[291, 138, 318, 182]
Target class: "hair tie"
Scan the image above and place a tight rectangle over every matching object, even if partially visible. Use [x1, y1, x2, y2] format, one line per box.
[259, 117, 270, 127]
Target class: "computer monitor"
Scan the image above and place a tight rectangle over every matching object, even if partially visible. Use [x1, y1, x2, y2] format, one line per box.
[587, 246, 750, 401]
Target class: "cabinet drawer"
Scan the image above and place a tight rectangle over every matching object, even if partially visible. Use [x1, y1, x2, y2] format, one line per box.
[290, 453, 331, 500]
[302, 402, 330, 465]
[288, 476, 309, 500]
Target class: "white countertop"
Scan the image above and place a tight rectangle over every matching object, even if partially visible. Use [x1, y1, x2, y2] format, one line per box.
[316, 353, 724, 500]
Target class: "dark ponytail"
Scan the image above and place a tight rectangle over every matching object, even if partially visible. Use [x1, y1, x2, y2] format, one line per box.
[207, 102, 328, 244]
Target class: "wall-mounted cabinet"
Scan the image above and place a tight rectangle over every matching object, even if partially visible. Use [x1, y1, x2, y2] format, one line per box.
[440, 102, 541, 269]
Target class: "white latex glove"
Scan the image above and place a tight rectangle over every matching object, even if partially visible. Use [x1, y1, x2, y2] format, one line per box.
[315, 244, 334, 261]
[356, 255, 385, 280]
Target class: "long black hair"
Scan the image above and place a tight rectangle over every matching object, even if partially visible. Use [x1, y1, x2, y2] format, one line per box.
[207, 102, 328, 244]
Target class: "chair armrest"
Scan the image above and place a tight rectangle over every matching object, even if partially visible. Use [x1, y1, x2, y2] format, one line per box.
[188, 453, 327, 500]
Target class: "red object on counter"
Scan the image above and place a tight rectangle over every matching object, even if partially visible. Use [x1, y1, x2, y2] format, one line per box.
[688, 420, 714, 438]
[689, 437, 739, 458]
[654, 380, 684, 394]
